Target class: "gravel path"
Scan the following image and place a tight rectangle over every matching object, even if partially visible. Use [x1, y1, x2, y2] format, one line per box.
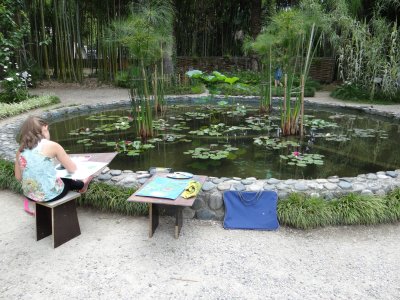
[1, 85, 400, 299]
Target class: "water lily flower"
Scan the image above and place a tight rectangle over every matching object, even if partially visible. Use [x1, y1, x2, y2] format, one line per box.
[293, 151, 300, 157]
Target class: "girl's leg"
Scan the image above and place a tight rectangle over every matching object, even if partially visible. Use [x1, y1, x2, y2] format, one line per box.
[50, 178, 84, 201]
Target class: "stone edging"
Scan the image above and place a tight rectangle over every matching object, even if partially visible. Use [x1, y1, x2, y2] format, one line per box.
[1, 97, 399, 221]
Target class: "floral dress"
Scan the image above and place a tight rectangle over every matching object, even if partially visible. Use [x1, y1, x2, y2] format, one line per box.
[19, 139, 64, 202]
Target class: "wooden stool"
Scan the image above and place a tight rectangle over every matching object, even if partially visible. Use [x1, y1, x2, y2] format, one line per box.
[35, 191, 81, 248]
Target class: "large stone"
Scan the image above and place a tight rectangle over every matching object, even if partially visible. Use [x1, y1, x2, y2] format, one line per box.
[323, 183, 337, 190]
[366, 173, 378, 180]
[202, 181, 216, 191]
[267, 178, 280, 184]
[352, 183, 367, 192]
[118, 176, 140, 188]
[263, 184, 275, 191]
[315, 178, 328, 184]
[212, 178, 224, 184]
[97, 173, 112, 181]
[111, 175, 124, 182]
[294, 182, 308, 191]
[232, 183, 246, 191]
[368, 183, 383, 192]
[247, 184, 263, 191]
[386, 171, 398, 178]
[208, 192, 223, 210]
[241, 179, 255, 185]
[101, 167, 110, 174]
[217, 182, 231, 191]
[137, 173, 151, 179]
[192, 198, 205, 210]
[361, 190, 374, 196]
[110, 169, 122, 176]
[327, 177, 339, 183]
[276, 183, 288, 190]
[182, 207, 195, 219]
[196, 208, 216, 220]
[338, 181, 352, 190]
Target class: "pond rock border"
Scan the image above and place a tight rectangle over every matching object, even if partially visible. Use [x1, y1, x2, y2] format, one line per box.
[1, 97, 400, 221]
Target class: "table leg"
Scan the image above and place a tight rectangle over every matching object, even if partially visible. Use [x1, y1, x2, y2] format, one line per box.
[175, 206, 183, 239]
[149, 203, 159, 238]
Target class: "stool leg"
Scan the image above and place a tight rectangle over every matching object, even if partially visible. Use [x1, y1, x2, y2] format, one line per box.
[52, 200, 81, 248]
[36, 204, 52, 241]
[149, 203, 159, 238]
[175, 206, 183, 239]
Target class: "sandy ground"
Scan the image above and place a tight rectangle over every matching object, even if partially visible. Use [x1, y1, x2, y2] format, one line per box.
[1, 85, 400, 299]
[1, 190, 400, 299]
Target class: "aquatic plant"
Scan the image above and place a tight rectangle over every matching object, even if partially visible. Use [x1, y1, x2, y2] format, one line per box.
[184, 144, 239, 160]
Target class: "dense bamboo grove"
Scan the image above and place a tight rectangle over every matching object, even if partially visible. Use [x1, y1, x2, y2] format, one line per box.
[1, 0, 399, 87]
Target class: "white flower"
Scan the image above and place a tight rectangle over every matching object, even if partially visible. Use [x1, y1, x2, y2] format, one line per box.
[5, 77, 13, 81]
[21, 71, 29, 79]
[5, 57, 10, 61]
[4, 48, 9, 51]
[27, 78, 32, 81]
[3, 66, 7, 69]
[15, 73, 19, 76]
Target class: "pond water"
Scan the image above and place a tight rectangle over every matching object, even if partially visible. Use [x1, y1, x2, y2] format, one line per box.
[50, 100, 400, 180]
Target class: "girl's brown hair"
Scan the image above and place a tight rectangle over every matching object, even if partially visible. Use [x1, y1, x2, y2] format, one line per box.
[18, 116, 48, 152]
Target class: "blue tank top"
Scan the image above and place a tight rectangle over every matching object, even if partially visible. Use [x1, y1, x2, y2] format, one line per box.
[19, 139, 64, 201]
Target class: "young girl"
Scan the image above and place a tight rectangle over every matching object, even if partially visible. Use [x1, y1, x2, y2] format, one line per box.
[14, 116, 91, 202]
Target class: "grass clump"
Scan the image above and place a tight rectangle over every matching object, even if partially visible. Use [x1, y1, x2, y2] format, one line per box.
[383, 189, 400, 223]
[277, 193, 332, 229]
[79, 182, 147, 216]
[329, 193, 386, 225]
[0, 159, 22, 193]
[0, 95, 60, 119]
[331, 84, 400, 104]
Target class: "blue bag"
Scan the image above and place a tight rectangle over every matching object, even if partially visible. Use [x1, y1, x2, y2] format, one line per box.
[223, 190, 279, 230]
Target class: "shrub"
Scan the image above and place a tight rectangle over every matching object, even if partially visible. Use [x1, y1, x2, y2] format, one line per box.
[331, 84, 400, 103]
[277, 193, 332, 229]
[0, 95, 60, 119]
[329, 193, 386, 225]
[383, 188, 400, 222]
[0, 159, 21, 193]
[78, 182, 146, 216]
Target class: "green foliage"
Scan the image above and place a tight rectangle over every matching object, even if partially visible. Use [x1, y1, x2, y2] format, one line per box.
[0, 0, 31, 100]
[0, 159, 21, 193]
[329, 193, 386, 225]
[323, 0, 400, 101]
[186, 70, 240, 94]
[383, 189, 400, 222]
[0, 95, 60, 119]
[277, 193, 332, 229]
[331, 84, 400, 104]
[78, 182, 147, 216]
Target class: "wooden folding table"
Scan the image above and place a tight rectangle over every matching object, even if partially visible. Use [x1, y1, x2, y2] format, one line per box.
[128, 174, 207, 238]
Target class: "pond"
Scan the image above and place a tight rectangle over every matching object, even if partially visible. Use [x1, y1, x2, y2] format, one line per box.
[49, 99, 400, 180]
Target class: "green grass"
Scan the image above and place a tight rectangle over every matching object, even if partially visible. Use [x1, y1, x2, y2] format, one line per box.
[0, 95, 60, 119]
[78, 182, 147, 215]
[0, 159, 22, 193]
[331, 84, 400, 104]
[277, 193, 332, 229]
